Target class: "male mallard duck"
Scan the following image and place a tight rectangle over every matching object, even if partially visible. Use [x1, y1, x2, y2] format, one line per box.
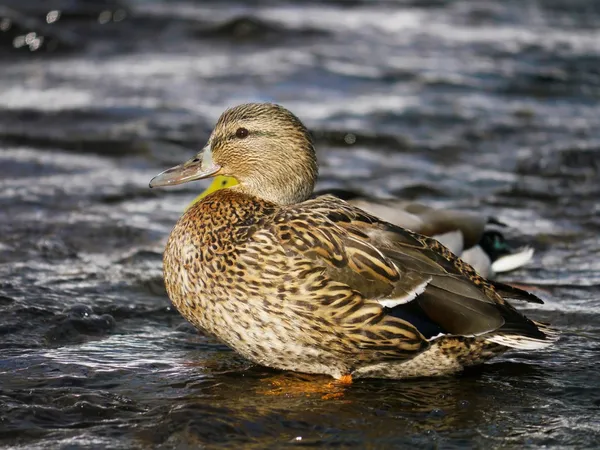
[150, 103, 556, 380]
[189, 177, 534, 279]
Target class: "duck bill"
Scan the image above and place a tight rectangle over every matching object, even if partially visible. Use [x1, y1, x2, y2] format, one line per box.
[149, 144, 220, 188]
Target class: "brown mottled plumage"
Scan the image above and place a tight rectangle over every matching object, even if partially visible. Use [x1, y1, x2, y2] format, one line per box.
[190, 177, 535, 278]
[150, 103, 557, 380]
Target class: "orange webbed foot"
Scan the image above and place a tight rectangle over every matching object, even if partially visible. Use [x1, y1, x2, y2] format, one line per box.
[257, 372, 351, 399]
[336, 374, 353, 385]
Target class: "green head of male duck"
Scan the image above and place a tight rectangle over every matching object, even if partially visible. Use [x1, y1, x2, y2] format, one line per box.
[150, 103, 318, 205]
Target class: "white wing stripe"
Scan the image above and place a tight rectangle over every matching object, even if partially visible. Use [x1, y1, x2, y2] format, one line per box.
[378, 277, 432, 309]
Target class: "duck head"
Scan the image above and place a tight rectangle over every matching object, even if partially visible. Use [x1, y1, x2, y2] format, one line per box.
[150, 103, 318, 205]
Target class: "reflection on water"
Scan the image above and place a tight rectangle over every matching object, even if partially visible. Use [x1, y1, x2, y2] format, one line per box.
[1, 0, 599, 448]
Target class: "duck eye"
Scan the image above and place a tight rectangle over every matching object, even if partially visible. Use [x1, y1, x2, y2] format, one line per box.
[235, 127, 249, 139]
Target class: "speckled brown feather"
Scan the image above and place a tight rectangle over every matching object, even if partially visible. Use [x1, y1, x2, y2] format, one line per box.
[164, 188, 551, 379]
[166, 189, 428, 376]
[158, 103, 556, 380]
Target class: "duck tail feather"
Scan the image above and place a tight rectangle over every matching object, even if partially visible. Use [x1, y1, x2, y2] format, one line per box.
[490, 280, 545, 304]
[485, 322, 559, 350]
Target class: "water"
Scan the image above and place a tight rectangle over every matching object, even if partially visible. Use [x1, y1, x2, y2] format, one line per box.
[1, 0, 599, 448]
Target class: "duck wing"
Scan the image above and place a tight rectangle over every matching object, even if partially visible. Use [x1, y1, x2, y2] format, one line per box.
[268, 195, 552, 348]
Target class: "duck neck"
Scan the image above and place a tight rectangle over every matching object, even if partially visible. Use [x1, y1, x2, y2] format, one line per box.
[237, 177, 314, 206]
[234, 153, 318, 206]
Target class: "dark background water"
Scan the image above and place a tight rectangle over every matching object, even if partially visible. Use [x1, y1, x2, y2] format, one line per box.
[1, 0, 599, 448]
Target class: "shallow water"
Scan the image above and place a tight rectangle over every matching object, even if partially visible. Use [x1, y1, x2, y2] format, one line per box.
[1, 0, 599, 448]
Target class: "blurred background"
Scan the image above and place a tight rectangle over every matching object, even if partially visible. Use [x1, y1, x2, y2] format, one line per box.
[1, 0, 599, 448]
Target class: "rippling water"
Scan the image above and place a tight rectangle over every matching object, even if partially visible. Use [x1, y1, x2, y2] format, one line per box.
[1, 0, 599, 448]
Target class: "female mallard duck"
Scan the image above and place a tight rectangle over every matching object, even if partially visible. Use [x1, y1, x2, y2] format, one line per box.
[150, 103, 556, 380]
[190, 177, 534, 279]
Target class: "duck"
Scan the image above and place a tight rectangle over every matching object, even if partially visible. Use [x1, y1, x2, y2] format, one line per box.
[150, 103, 556, 380]
[188, 176, 534, 279]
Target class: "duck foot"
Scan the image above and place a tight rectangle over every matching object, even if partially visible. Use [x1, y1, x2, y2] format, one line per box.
[257, 372, 351, 399]
[337, 374, 353, 385]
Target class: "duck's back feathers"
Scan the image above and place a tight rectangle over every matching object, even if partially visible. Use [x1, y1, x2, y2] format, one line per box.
[318, 190, 487, 249]
[313, 188, 534, 277]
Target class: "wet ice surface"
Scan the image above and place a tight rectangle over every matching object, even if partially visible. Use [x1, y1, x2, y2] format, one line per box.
[1, 0, 599, 448]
